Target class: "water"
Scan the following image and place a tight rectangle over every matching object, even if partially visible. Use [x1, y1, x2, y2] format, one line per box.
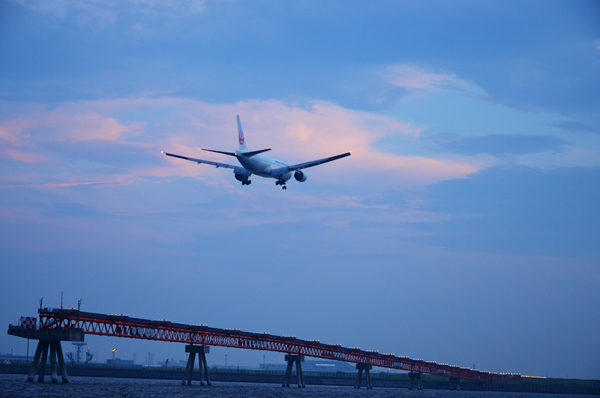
[0, 375, 595, 398]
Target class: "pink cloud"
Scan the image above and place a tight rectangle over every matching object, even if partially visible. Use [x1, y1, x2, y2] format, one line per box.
[0, 148, 46, 164]
[62, 112, 145, 142]
[0, 102, 146, 144]
[0, 178, 131, 189]
[1, 97, 480, 192]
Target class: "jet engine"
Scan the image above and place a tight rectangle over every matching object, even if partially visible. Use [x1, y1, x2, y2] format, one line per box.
[294, 170, 307, 182]
[235, 173, 251, 185]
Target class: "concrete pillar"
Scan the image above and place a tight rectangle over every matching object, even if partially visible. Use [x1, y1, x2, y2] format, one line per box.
[49, 342, 58, 383]
[355, 364, 373, 389]
[200, 352, 211, 386]
[296, 359, 305, 388]
[26, 340, 70, 384]
[27, 341, 45, 382]
[282, 354, 305, 388]
[198, 353, 204, 385]
[37, 341, 49, 383]
[182, 351, 195, 385]
[283, 359, 293, 387]
[9, 327, 81, 384]
[55, 341, 69, 383]
[183, 345, 210, 386]
[354, 367, 363, 389]
[409, 371, 423, 390]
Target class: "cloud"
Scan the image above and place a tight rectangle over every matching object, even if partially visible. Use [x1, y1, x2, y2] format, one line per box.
[45, 202, 112, 218]
[130, 0, 205, 14]
[11, 0, 205, 24]
[0, 148, 45, 164]
[157, 99, 479, 187]
[384, 64, 483, 96]
[413, 165, 600, 258]
[63, 113, 145, 142]
[0, 103, 145, 144]
[0, 179, 130, 189]
[385, 65, 456, 91]
[0, 97, 480, 194]
[549, 120, 600, 135]
[431, 133, 568, 157]
[10, 0, 70, 18]
[10, 0, 118, 27]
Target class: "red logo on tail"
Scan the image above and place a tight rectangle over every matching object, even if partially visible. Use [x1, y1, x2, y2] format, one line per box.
[239, 132, 245, 146]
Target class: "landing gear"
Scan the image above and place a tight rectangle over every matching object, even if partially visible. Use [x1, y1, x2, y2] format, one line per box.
[236, 173, 252, 186]
[275, 181, 287, 190]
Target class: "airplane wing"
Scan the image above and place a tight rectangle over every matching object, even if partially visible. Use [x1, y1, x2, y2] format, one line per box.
[162, 151, 251, 176]
[270, 152, 351, 176]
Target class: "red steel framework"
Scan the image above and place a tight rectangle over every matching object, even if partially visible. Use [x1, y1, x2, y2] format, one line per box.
[37, 308, 520, 382]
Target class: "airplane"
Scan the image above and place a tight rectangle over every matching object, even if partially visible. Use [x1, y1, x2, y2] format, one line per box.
[162, 115, 351, 189]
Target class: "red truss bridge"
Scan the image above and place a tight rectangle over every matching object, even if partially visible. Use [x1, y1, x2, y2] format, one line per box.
[8, 308, 521, 387]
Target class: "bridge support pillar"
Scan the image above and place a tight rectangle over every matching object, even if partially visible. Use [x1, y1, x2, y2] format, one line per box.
[9, 324, 83, 384]
[282, 354, 305, 388]
[409, 372, 423, 390]
[449, 377, 460, 390]
[26, 340, 69, 383]
[182, 345, 211, 386]
[354, 363, 373, 389]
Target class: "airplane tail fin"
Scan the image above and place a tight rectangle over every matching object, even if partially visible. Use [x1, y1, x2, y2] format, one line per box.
[237, 115, 248, 151]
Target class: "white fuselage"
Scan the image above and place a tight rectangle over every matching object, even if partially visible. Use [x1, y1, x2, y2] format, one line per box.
[236, 152, 292, 181]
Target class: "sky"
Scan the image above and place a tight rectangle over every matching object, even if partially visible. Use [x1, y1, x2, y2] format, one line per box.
[1, 0, 599, 379]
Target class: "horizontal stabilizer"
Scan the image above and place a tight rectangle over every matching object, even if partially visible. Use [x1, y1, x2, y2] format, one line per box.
[240, 148, 271, 157]
[202, 148, 236, 156]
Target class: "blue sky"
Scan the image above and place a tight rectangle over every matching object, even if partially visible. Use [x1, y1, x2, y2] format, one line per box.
[1, 0, 599, 379]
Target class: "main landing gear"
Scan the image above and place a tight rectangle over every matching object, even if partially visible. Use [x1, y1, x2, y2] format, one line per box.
[275, 181, 287, 190]
[242, 180, 251, 186]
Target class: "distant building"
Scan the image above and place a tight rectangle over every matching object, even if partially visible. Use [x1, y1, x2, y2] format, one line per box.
[106, 358, 134, 366]
[260, 360, 355, 372]
[0, 354, 31, 364]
